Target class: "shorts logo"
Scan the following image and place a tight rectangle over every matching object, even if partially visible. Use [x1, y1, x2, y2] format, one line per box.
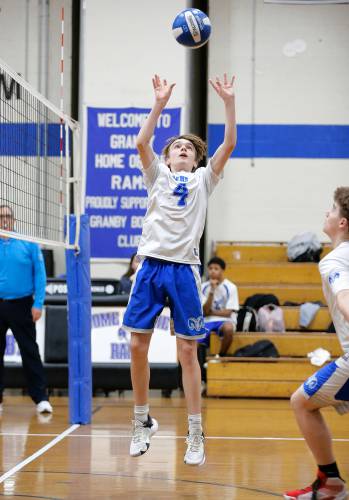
[329, 271, 340, 285]
[305, 375, 318, 390]
[188, 316, 205, 332]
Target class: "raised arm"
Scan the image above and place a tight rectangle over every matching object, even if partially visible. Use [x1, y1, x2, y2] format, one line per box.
[136, 74, 176, 169]
[209, 74, 237, 176]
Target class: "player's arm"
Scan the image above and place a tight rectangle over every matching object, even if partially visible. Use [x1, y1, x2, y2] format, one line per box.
[136, 74, 176, 169]
[203, 292, 214, 316]
[202, 280, 218, 316]
[32, 244, 46, 321]
[210, 308, 235, 318]
[337, 289, 349, 323]
[209, 73, 237, 176]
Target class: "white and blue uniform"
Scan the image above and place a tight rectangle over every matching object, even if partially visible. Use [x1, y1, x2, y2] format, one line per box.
[302, 242, 349, 414]
[200, 279, 239, 346]
[123, 156, 220, 339]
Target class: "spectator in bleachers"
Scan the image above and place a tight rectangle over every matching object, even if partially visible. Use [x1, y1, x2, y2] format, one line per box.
[200, 257, 239, 356]
[119, 253, 141, 295]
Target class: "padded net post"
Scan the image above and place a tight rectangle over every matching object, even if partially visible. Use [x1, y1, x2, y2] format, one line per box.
[66, 214, 92, 424]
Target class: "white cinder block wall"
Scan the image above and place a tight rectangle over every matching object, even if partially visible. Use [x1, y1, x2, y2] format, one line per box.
[0, 0, 72, 118]
[206, 0, 349, 260]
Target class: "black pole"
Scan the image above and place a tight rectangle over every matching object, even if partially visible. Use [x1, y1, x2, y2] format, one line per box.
[71, 0, 80, 122]
[70, 0, 81, 215]
[187, 0, 209, 267]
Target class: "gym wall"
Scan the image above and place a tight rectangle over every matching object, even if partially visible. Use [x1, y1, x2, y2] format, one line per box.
[2, 0, 348, 279]
[206, 0, 349, 255]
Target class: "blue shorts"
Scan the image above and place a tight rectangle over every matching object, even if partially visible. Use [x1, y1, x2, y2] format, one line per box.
[302, 353, 349, 415]
[199, 320, 232, 347]
[122, 258, 206, 340]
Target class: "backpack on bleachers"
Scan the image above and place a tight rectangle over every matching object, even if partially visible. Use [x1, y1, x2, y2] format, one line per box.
[236, 294, 280, 332]
[257, 304, 285, 332]
[233, 339, 279, 358]
[236, 306, 259, 332]
[287, 232, 322, 262]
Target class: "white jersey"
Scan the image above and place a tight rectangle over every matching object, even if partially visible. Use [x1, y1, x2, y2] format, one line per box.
[137, 156, 220, 264]
[319, 241, 349, 352]
[202, 278, 239, 326]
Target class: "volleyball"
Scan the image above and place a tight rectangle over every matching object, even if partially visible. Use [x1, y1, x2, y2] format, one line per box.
[172, 8, 211, 49]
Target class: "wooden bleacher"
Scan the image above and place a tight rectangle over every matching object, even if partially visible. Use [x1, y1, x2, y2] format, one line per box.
[226, 262, 321, 285]
[209, 332, 341, 358]
[216, 242, 331, 263]
[207, 357, 329, 398]
[237, 284, 324, 304]
[282, 306, 330, 331]
[206, 242, 337, 398]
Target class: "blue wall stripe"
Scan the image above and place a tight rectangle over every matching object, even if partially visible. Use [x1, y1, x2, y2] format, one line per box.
[0, 123, 66, 156]
[1, 123, 348, 159]
[208, 124, 349, 158]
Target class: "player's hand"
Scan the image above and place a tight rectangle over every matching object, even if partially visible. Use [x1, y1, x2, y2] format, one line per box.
[210, 279, 219, 290]
[152, 74, 176, 106]
[32, 308, 42, 322]
[209, 73, 235, 102]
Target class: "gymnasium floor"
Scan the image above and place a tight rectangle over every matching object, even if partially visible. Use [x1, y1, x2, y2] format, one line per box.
[0, 393, 348, 499]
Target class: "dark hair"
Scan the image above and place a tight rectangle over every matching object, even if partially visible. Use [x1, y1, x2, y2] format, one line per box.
[334, 187, 349, 228]
[123, 253, 137, 278]
[207, 256, 226, 270]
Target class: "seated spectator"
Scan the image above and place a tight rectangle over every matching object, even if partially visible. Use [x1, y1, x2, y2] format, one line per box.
[200, 257, 239, 356]
[119, 253, 140, 295]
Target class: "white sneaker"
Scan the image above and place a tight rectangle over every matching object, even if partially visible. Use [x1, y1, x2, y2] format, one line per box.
[37, 413, 53, 424]
[184, 432, 205, 466]
[129, 415, 158, 457]
[208, 355, 221, 365]
[204, 354, 222, 370]
[36, 401, 53, 414]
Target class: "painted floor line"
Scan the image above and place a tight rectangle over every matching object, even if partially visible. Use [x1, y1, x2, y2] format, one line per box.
[1, 432, 349, 442]
[0, 424, 80, 484]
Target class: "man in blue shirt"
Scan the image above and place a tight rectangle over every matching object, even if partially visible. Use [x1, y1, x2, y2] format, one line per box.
[0, 205, 52, 413]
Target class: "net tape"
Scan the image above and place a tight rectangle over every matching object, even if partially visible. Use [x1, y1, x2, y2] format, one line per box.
[0, 57, 80, 249]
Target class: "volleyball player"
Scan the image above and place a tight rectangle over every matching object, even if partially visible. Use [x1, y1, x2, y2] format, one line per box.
[122, 73, 236, 465]
[284, 187, 349, 499]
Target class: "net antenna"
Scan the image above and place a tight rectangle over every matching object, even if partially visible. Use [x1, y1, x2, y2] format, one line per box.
[0, 56, 81, 251]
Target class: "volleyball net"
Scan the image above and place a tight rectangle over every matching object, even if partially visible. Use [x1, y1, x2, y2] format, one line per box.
[0, 57, 91, 424]
[0, 57, 80, 248]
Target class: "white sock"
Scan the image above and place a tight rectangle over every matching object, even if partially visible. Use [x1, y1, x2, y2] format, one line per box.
[188, 413, 202, 435]
[134, 404, 149, 423]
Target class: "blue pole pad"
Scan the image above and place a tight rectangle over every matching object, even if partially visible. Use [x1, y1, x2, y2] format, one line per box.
[65, 214, 92, 424]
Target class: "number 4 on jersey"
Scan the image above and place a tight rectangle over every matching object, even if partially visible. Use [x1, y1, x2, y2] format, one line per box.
[173, 183, 189, 206]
